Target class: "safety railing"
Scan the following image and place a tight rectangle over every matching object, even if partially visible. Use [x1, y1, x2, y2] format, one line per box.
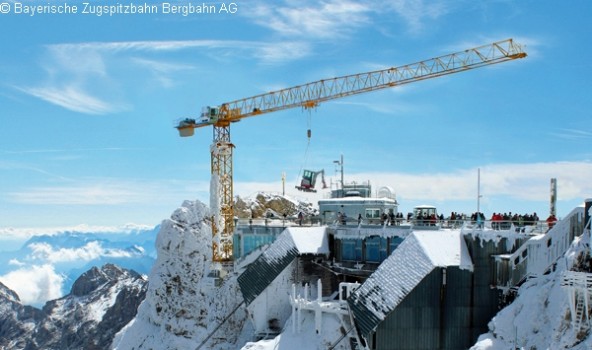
[493, 207, 585, 291]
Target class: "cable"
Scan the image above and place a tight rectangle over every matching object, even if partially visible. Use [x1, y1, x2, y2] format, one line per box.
[297, 109, 313, 183]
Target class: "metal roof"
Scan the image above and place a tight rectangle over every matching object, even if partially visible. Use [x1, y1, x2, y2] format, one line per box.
[348, 230, 472, 338]
[237, 227, 328, 305]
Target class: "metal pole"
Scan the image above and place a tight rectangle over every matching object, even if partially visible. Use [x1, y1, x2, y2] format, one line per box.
[340, 154, 344, 192]
[550, 178, 557, 217]
[477, 168, 481, 214]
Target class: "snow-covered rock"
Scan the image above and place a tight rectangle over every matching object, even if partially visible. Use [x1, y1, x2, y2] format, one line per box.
[472, 235, 592, 349]
[235, 192, 318, 219]
[0, 263, 146, 350]
[112, 200, 249, 350]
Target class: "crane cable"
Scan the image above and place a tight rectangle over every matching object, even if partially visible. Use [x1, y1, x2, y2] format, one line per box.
[297, 109, 313, 182]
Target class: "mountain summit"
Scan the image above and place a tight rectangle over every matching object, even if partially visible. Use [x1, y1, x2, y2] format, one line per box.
[0, 264, 146, 350]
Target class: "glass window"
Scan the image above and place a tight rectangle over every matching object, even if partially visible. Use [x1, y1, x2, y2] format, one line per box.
[365, 236, 389, 263]
[389, 237, 404, 255]
[365, 237, 381, 262]
[342, 239, 363, 261]
[365, 208, 380, 219]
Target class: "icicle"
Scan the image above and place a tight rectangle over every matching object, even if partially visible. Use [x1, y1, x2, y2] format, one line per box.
[313, 279, 323, 334]
[291, 284, 297, 334]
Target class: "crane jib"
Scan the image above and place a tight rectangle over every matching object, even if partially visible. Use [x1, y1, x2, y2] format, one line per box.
[176, 38, 527, 263]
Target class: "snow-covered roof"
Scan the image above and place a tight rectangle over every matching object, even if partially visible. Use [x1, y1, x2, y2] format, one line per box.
[238, 227, 329, 305]
[318, 197, 397, 204]
[414, 230, 473, 270]
[284, 227, 329, 255]
[348, 230, 473, 338]
[414, 204, 437, 209]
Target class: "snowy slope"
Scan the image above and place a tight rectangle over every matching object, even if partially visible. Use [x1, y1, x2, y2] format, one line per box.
[472, 235, 592, 349]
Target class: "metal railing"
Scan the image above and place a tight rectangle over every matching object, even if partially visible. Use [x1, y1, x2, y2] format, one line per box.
[493, 207, 585, 291]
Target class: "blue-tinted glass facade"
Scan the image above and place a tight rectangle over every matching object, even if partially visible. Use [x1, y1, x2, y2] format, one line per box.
[342, 239, 363, 261]
[233, 233, 279, 259]
[389, 236, 404, 254]
[365, 236, 388, 262]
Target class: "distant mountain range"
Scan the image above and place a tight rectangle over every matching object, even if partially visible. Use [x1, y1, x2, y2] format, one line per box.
[0, 192, 316, 308]
[0, 226, 159, 307]
[0, 263, 147, 350]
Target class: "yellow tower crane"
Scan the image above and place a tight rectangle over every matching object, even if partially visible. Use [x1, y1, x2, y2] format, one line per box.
[177, 38, 526, 262]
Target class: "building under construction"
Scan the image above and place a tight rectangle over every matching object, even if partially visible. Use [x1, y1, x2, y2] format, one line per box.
[235, 203, 587, 349]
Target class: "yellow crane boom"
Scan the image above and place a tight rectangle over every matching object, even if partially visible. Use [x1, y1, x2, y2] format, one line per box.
[177, 38, 526, 262]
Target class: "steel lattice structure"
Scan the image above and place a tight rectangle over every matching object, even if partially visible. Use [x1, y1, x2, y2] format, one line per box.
[177, 38, 527, 262]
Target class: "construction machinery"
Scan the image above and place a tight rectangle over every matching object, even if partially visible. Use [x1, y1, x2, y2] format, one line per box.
[176, 39, 527, 262]
[296, 170, 327, 193]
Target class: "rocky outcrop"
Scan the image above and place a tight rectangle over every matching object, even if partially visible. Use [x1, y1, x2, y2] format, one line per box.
[0, 264, 147, 350]
[235, 192, 317, 219]
[112, 200, 249, 350]
[0, 282, 44, 349]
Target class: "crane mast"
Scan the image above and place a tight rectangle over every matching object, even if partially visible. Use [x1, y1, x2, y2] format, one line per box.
[177, 38, 527, 262]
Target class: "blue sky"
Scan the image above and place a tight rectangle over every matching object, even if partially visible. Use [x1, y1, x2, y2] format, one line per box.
[1, 0, 591, 232]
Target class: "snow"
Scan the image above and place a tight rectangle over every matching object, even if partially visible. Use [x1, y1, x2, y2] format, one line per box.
[350, 229, 472, 322]
[259, 227, 328, 264]
[284, 227, 328, 255]
[471, 221, 592, 349]
[245, 260, 295, 334]
[86, 283, 121, 323]
[463, 226, 527, 251]
[111, 197, 592, 350]
[414, 229, 473, 271]
[240, 308, 349, 350]
[259, 229, 298, 263]
[350, 231, 437, 320]
[113, 200, 248, 350]
[471, 271, 591, 349]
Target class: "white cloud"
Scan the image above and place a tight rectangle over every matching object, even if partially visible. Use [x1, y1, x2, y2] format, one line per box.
[6, 175, 208, 207]
[232, 160, 591, 218]
[0, 264, 65, 306]
[382, 0, 450, 34]
[17, 85, 122, 115]
[248, 0, 370, 38]
[10, 183, 142, 205]
[27, 241, 136, 263]
[47, 39, 240, 53]
[47, 39, 308, 62]
[550, 128, 592, 141]
[255, 41, 312, 63]
[0, 223, 155, 248]
[8, 259, 25, 267]
[247, 0, 451, 38]
[345, 161, 592, 205]
[18, 38, 313, 114]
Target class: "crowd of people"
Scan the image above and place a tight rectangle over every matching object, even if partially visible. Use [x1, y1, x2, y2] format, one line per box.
[453, 211, 557, 231]
[333, 209, 559, 231]
[489, 212, 538, 230]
